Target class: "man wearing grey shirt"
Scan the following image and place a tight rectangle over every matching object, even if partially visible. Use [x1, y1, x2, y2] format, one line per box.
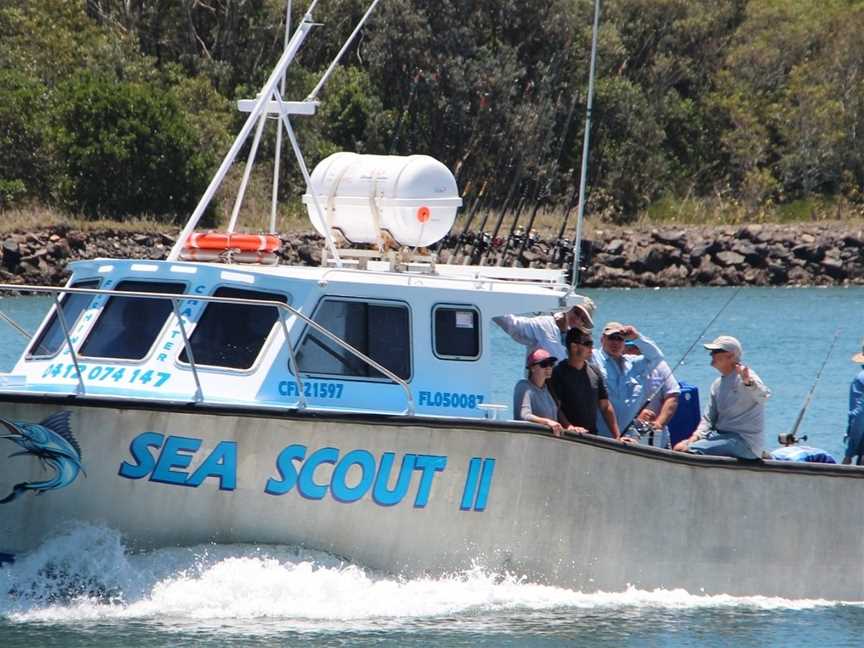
[674, 335, 771, 459]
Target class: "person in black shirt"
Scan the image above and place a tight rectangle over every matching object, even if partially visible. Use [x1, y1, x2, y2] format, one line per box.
[550, 328, 624, 441]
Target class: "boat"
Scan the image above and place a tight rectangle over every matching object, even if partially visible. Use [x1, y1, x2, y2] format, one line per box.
[2, 1, 863, 601]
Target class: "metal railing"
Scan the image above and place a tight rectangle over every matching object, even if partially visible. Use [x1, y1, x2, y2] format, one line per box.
[0, 283, 415, 415]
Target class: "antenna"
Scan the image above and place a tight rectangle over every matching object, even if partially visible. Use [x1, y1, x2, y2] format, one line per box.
[168, 0, 383, 265]
[571, 0, 601, 289]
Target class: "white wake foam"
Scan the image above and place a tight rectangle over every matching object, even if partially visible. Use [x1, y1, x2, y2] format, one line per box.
[0, 523, 856, 628]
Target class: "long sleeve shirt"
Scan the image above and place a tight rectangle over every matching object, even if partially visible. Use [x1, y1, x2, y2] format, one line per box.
[492, 314, 567, 361]
[591, 336, 663, 438]
[695, 369, 771, 455]
[847, 370, 864, 437]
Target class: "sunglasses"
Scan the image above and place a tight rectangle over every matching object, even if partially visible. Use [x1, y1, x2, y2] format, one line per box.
[709, 349, 729, 356]
[533, 359, 557, 368]
[577, 339, 594, 347]
[606, 334, 625, 342]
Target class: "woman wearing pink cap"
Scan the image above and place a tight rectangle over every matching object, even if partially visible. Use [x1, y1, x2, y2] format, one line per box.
[513, 348, 562, 435]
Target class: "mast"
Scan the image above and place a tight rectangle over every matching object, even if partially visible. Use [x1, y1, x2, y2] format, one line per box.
[571, 0, 601, 289]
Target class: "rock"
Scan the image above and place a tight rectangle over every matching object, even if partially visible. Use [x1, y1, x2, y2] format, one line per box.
[67, 231, 87, 250]
[821, 257, 846, 279]
[604, 239, 625, 255]
[767, 263, 787, 285]
[729, 240, 765, 265]
[657, 264, 690, 286]
[792, 244, 825, 262]
[690, 240, 720, 264]
[2, 239, 21, 271]
[652, 230, 687, 248]
[787, 266, 811, 284]
[715, 250, 746, 267]
[297, 244, 321, 265]
[593, 252, 627, 268]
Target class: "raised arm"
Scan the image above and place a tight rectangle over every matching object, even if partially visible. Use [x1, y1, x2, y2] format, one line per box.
[493, 314, 540, 347]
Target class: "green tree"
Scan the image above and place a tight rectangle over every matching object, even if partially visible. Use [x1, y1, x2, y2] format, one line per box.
[54, 74, 210, 220]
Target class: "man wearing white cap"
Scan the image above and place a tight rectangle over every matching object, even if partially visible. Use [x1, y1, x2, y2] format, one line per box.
[493, 298, 595, 361]
[843, 342, 864, 465]
[591, 321, 664, 439]
[674, 335, 771, 459]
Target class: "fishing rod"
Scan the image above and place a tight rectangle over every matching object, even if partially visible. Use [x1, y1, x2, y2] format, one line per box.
[788, 327, 842, 440]
[619, 285, 744, 436]
[516, 82, 582, 266]
[486, 22, 567, 267]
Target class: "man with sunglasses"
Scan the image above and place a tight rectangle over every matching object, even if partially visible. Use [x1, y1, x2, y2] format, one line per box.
[591, 322, 664, 440]
[673, 335, 771, 459]
[550, 328, 622, 439]
[492, 299, 596, 361]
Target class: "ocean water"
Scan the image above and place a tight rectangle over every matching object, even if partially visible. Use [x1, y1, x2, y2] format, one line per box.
[1, 287, 863, 647]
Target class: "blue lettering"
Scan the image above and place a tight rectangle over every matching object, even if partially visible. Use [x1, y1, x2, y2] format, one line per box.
[118, 432, 164, 480]
[331, 450, 375, 503]
[265, 444, 307, 495]
[187, 441, 238, 490]
[460, 457, 482, 511]
[150, 435, 202, 486]
[413, 454, 447, 508]
[297, 447, 339, 500]
[418, 391, 429, 406]
[373, 453, 416, 506]
[475, 458, 496, 511]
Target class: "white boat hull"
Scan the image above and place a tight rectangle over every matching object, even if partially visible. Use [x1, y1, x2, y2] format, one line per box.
[1, 397, 862, 600]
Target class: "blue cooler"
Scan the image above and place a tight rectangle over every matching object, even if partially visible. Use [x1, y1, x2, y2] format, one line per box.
[668, 382, 700, 448]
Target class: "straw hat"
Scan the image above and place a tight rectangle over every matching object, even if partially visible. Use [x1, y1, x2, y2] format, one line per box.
[852, 340, 864, 364]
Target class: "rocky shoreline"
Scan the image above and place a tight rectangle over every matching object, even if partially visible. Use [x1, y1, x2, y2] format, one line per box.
[1, 222, 863, 288]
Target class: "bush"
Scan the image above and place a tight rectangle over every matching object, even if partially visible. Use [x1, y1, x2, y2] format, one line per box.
[0, 70, 54, 203]
[54, 74, 210, 220]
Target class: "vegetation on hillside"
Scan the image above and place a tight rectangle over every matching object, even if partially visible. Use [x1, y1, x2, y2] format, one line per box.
[1, 0, 862, 232]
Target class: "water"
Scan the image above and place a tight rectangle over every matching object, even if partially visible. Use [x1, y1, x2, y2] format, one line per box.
[1, 288, 863, 646]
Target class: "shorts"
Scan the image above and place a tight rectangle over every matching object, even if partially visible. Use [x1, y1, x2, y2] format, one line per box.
[688, 430, 758, 460]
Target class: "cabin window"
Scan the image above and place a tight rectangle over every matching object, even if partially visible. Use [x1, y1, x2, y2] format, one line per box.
[296, 298, 411, 380]
[80, 280, 185, 360]
[28, 279, 101, 358]
[179, 287, 288, 370]
[432, 305, 481, 360]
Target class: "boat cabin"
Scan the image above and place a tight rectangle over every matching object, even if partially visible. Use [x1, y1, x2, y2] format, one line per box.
[8, 258, 585, 419]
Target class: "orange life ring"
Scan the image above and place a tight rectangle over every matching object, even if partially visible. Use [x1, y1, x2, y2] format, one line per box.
[187, 232, 281, 253]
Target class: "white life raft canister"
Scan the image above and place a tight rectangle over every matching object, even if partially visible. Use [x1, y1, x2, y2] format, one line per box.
[302, 153, 462, 247]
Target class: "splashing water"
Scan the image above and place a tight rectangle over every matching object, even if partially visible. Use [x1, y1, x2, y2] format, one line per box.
[0, 523, 856, 633]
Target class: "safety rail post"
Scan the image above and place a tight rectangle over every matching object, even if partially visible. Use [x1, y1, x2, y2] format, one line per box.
[171, 299, 204, 404]
[279, 310, 307, 410]
[52, 293, 86, 396]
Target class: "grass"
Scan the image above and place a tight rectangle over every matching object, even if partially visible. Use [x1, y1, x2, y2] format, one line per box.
[3, 181, 864, 239]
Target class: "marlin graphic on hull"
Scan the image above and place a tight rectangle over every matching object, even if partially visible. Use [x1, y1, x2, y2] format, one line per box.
[0, 411, 84, 503]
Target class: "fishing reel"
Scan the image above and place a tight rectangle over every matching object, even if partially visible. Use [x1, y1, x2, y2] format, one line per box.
[508, 226, 526, 251]
[778, 432, 807, 446]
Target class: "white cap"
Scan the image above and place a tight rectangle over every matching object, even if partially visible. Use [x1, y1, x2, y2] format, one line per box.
[704, 335, 742, 359]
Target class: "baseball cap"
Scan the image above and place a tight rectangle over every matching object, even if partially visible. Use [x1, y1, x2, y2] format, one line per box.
[703, 335, 742, 358]
[526, 348, 557, 368]
[571, 298, 595, 329]
[602, 321, 625, 336]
